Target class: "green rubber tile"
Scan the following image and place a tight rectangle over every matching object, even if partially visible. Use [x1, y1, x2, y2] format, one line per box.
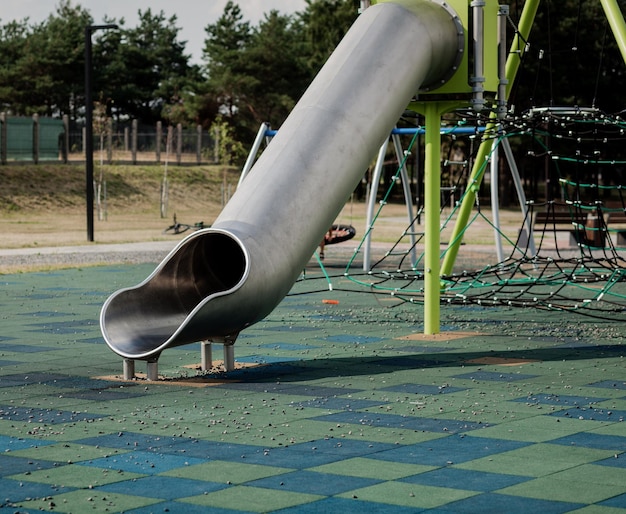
[309, 456, 435, 480]
[590, 424, 626, 437]
[162, 459, 293, 484]
[9, 442, 130, 463]
[596, 398, 626, 411]
[17, 489, 161, 513]
[336, 481, 478, 509]
[456, 443, 616, 477]
[497, 475, 626, 504]
[569, 506, 626, 514]
[432, 406, 542, 426]
[9, 463, 145, 488]
[337, 424, 448, 445]
[182, 485, 323, 512]
[547, 464, 626, 487]
[465, 414, 596, 442]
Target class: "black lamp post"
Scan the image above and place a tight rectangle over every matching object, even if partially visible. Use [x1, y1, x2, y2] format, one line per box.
[85, 24, 118, 242]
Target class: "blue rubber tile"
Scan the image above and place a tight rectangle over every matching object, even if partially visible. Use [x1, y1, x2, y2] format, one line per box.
[443, 492, 583, 513]
[452, 371, 538, 382]
[323, 335, 384, 344]
[0, 435, 56, 455]
[391, 345, 450, 354]
[0, 455, 60, 477]
[236, 445, 347, 468]
[370, 356, 443, 368]
[596, 456, 626, 469]
[511, 393, 607, 407]
[258, 343, 321, 351]
[17, 311, 72, 318]
[157, 440, 269, 461]
[257, 326, 319, 333]
[0, 343, 54, 353]
[0, 372, 73, 387]
[96, 475, 227, 499]
[236, 355, 298, 365]
[291, 397, 385, 410]
[79, 450, 207, 474]
[550, 433, 626, 451]
[0, 478, 74, 504]
[600, 492, 626, 508]
[0, 405, 103, 424]
[308, 411, 408, 428]
[128, 502, 252, 514]
[75, 432, 194, 453]
[62, 389, 145, 401]
[286, 438, 397, 457]
[589, 380, 626, 391]
[25, 321, 88, 334]
[311, 411, 483, 433]
[399, 467, 531, 491]
[0, 435, 55, 452]
[219, 383, 361, 397]
[381, 384, 466, 395]
[42, 376, 119, 389]
[274, 497, 423, 513]
[548, 408, 626, 422]
[370, 436, 529, 467]
[247, 470, 381, 495]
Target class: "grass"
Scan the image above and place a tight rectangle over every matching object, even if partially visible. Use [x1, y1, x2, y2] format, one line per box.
[0, 162, 525, 255]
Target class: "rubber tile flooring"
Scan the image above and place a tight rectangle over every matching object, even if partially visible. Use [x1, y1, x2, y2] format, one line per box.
[1, 263, 626, 513]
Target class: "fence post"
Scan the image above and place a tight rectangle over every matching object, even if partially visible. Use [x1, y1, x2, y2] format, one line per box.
[0, 112, 6, 165]
[62, 115, 69, 163]
[106, 118, 113, 164]
[176, 123, 182, 165]
[32, 113, 40, 164]
[131, 119, 138, 164]
[196, 124, 202, 164]
[213, 125, 219, 163]
[156, 121, 162, 163]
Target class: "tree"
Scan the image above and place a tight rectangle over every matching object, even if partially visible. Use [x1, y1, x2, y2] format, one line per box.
[202, 1, 252, 120]
[236, 11, 310, 131]
[197, 0, 358, 150]
[0, 19, 30, 113]
[299, 0, 359, 73]
[96, 9, 196, 124]
[0, 1, 92, 116]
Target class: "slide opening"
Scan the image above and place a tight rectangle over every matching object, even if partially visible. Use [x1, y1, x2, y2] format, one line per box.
[187, 232, 247, 301]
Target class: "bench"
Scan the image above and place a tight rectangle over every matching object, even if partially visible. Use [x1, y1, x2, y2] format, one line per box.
[532, 210, 591, 246]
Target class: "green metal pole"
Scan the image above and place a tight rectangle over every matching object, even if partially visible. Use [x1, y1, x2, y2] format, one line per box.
[600, 0, 626, 64]
[424, 102, 442, 334]
[440, 0, 540, 276]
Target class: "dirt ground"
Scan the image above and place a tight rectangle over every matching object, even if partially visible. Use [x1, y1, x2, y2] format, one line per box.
[0, 198, 525, 251]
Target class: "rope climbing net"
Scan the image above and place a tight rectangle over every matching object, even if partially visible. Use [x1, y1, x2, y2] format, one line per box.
[304, 108, 626, 321]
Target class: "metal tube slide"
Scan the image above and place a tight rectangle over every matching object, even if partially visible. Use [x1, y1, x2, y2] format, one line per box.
[100, 0, 461, 360]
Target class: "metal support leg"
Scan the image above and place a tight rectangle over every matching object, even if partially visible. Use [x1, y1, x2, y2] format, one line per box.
[224, 344, 235, 372]
[123, 358, 135, 380]
[201, 341, 213, 371]
[146, 359, 159, 381]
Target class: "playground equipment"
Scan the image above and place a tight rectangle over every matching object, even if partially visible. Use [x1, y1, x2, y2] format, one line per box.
[101, 0, 626, 378]
[101, 0, 471, 378]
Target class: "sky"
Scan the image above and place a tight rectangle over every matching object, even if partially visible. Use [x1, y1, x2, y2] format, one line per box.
[2, 0, 309, 64]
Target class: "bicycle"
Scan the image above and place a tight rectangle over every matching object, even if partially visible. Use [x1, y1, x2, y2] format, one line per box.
[163, 214, 206, 235]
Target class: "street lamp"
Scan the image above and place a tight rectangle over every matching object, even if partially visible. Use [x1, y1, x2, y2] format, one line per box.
[85, 23, 118, 242]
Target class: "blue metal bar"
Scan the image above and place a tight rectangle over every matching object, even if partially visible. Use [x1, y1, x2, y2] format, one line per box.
[264, 126, 484, 137]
